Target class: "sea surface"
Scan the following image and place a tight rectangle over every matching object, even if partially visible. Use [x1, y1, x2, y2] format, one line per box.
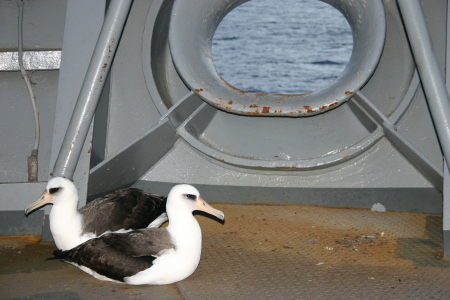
[212, 0, 353, 94]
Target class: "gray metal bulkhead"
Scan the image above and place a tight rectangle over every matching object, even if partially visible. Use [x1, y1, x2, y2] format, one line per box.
[88, 0, 444, 218]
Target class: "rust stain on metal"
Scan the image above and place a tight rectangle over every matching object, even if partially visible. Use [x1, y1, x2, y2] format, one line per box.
[213, 100, 233, 111]
[329, 100, 339, 108]
[102, 63, 107, 71]
[275, 166, 298, 170]
[345, 91, 353, 96]
[262, 107, 270, 113]
[228, 101, 233, 105]
[108, 38, 115, 53]
[247, 110, 260, 115]
[244, 103, 265, 115]
[195, 88, 204, 93]
[342, 153, 350, 159]
[0, 235, 41, 249]
[319, 101, 339, 110]
[304, 106, 316, 113]
[0, 236, 41, 243]
[197, 203, 438, 287]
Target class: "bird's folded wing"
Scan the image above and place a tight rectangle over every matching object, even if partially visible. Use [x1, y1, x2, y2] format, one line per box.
[79, 189, 166, 234]
[98, 228, 175, 257]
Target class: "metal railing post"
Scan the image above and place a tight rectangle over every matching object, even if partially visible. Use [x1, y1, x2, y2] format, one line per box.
[52, 0, 133, 179]
[398, 0, 450, 258]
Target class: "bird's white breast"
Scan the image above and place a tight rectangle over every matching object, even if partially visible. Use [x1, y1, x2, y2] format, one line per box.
[50, 204, 84, 250]
[125, 218, 203, 285]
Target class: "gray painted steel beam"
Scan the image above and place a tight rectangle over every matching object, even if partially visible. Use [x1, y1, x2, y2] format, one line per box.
[444, 160, 450, 258]
[88, 93, 203, 198]
[43, 0, 107, 242]
[398, 0, 450, 257]
[52, 0, 132, 179]
[353, 92, 443, 191]
[398, 0, 450, 171]
[444, 1, 450, 259]
[88, 119, 177, 198]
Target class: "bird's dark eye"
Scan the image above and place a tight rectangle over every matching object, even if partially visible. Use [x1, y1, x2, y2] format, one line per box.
[49, 187, 61, 194]
[185, 194, 197, 200]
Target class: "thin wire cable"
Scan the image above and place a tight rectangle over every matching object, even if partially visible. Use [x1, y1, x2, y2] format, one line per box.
[18, 0, 39, 151]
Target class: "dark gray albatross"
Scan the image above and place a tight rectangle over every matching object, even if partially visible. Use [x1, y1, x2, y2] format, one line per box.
[53, 184, 225, 285]
[24, 177, 168, 250]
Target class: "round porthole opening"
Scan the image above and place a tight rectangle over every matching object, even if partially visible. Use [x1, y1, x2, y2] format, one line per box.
[169, 0, 385, 116]
[212, 0, 353, 95]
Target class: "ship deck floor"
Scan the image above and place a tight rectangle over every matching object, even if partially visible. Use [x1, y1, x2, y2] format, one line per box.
[2, 203, 450, 299]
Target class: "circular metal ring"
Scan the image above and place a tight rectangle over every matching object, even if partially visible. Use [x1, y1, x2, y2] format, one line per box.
[169, 0, 386, 117]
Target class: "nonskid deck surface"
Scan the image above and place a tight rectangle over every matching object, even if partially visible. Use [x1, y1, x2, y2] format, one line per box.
[1, 204, 450, 299]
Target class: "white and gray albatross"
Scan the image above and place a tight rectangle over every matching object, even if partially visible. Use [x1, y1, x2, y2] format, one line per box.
[53, 184, 225, 285]
[24, 177, 168, 250]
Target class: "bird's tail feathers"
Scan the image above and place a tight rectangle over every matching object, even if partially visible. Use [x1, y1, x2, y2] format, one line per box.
[52, 249, 68, 259]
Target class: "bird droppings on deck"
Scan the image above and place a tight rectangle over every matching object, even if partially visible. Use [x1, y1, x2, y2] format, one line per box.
[371, 202, 386, 212]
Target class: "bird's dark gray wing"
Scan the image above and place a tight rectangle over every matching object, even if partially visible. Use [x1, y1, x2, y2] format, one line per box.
[79, 189, 167, 235]
[53, 228, 174, 282]
[100, 228, 175, 257]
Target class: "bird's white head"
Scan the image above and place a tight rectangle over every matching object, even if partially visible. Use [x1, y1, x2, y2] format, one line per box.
[166, 184, 225, 221]
[24, 177, 78, 215]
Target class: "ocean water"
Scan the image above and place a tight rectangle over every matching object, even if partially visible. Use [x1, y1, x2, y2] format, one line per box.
[212, 0, 353, 94]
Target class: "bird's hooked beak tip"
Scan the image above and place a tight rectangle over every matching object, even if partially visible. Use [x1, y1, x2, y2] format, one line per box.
[195, 196, 225, 222]
[24, 190, 52, 216]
